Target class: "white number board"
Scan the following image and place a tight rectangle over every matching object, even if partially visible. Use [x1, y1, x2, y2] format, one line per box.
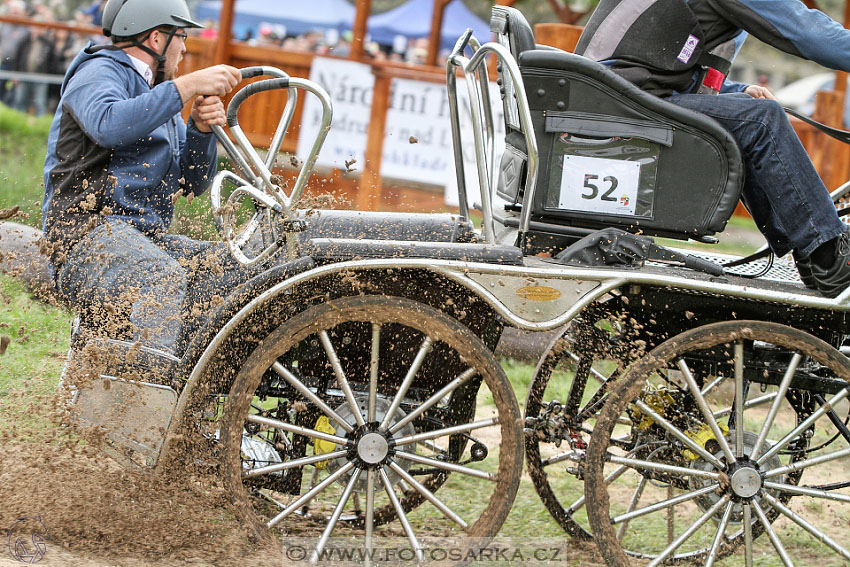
[558, 155, 641, 216]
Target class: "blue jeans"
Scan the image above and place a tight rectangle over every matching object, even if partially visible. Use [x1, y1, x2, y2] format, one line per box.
[57, 222, 254, 354]
[667, 93, 845, 257]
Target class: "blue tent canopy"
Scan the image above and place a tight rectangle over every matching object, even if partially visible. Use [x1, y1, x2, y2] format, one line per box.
[195, 0, 355, 38]
[367, 0, 491, 51]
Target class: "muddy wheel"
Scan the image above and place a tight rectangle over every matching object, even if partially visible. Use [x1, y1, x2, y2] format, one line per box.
[586, 320, 850, 566]
[524, 313, 627, 540]
[220, 295, 523, 561]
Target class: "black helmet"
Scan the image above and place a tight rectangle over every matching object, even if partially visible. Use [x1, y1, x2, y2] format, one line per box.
[102, 0, 203, 39]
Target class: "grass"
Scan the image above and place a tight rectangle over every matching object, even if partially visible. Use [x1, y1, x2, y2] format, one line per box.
[0, 274, 72, 431]
[0, 104, 53, 226]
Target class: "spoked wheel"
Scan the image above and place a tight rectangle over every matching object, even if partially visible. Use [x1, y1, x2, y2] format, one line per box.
[220, 295, 523, 562]
[586, 320, 850, 567]
[525, 310, 630, 540]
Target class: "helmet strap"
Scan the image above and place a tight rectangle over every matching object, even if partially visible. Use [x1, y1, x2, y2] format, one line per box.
[85, 28, 176, 86]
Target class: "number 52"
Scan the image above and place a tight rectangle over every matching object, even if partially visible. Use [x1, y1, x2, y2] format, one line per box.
[583, 174, 618, 201]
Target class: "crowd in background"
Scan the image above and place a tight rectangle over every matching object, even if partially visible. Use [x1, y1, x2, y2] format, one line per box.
[203, 19, 443, 65]
[0, 0, 105, 116]
[0, 0, 448, 118]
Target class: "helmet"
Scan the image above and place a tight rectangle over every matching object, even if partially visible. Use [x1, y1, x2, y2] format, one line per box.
[102, 0, 203, 38]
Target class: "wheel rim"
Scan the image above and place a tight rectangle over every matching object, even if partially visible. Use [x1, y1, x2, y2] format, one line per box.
[221, 295, 523, 562]
[586, 320, 850, 567]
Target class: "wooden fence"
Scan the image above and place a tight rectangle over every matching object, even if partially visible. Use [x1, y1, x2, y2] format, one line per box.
[3, 15, 849, 217]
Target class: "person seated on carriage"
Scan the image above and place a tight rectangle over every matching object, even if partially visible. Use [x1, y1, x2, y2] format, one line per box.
[41, 0, 252, 357]
[575, 0, 850, 297]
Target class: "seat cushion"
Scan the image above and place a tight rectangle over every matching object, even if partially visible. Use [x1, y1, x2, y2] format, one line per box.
[518, 49, 744, 239]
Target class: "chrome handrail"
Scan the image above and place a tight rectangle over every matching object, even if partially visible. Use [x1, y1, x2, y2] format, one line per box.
[446, 34, 539, 244]
[209, 68, 333, 266]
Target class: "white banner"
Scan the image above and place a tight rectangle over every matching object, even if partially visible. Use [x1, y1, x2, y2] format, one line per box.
[297, 57, 374, 172]
[298, 57, 506, 209]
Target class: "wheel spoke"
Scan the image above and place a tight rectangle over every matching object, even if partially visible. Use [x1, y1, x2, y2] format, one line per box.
[394, 450, 495, 480]
[611, 483, 721, 525]
[388, 461, 469, 528]
[647, 495, 731, 567]
[380, 336, 433, 431]
[389, 367, 477, 434]
[634, 397, 726, 469]
[272, 362, 354, 433]
[380, 467, 424, 562]
[393, 417, 499, 447]
[365, 469, 375, 567]
[733, 342, 745, 459]
[566, 464, 629, 516]
[609, 454, 722, 481]
[319, 330, 365, 427]
[761, 491, 850, 561]
[246, 413, 350, 446]
[763, 445, 850, 478]
[757, 388, 850, 465]
[750, 352, 802, 461]
[701, 374, 725, 396]
[763, 480, 850, 503]
[751, 499, 794, 567]
[676, 358, 735, 464]
[541, 450, 576, 467]
[713, 391, 779, 419]
[665, 484, 674, 546]
[743, 504, 754, 567]
[267, 461, 356, 528]
[704, 500, 734, 567]
[368, 324, 380, 423]
[243, 450, 349, 478]
[616, 476, 647, 542]
[312, 468, 363, 561]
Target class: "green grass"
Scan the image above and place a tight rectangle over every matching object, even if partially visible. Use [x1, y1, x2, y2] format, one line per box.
[0, 274, 72, 431]
[0, 103, 53, 227]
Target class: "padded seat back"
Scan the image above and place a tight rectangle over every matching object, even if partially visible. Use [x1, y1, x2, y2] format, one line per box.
[490, 6, 744, 241]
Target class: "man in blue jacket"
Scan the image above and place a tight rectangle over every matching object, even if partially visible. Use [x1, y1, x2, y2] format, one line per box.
[576, 0, 850, 297]
[43, 0, 243, 355]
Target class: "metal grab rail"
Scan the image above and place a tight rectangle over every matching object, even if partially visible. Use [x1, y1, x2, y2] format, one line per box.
[209, 66, 333, 266]
[446, 32, 539, 245]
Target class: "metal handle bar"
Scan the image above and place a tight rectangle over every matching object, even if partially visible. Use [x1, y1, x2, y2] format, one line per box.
[209, 68, 334, 266]
[446, 38, 539, 244]
[211, 67, 296, 186]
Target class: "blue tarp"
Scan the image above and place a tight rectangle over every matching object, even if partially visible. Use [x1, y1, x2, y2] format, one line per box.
[367, 0, 491, 51]
[195, 0, 355, 38]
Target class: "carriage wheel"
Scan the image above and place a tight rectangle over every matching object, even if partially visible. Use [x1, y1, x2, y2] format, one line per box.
[220, 295, 522, 562]
[585, 320, 850, 566]
[524, 313, 628, 540]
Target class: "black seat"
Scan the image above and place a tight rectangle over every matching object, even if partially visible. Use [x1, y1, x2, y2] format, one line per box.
[490, 6, 744, 246]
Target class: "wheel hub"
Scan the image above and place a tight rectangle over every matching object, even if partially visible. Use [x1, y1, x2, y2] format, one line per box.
[357, 432, 390, 464]
[729, 464, 762, 498]
[691, 430, 780, 522]
[326, 395, 416, 492]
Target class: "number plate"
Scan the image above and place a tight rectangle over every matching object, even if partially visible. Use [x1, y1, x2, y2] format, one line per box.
[558, 155, 641, 216]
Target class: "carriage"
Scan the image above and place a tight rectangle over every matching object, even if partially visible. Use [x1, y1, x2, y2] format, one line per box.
[65, 6, 850, 566]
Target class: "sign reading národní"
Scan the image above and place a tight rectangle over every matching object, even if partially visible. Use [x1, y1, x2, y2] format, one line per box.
[297, 57, 506, 207]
